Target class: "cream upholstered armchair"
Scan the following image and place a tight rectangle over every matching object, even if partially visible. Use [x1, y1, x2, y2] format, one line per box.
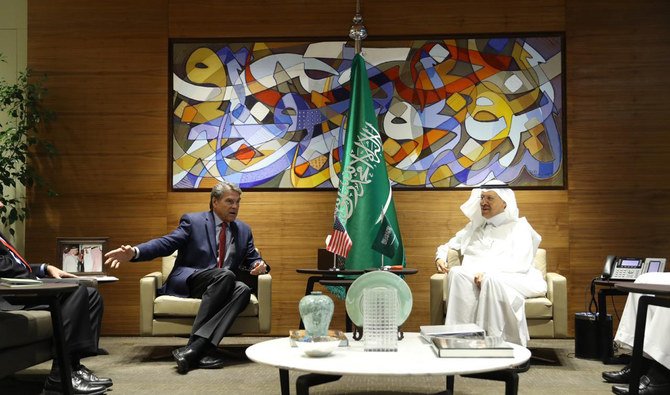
[139, 252, 272, 336]
[429, 248, 567, 338]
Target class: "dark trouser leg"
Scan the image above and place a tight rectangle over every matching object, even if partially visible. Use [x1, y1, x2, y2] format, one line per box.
[49, 285, 103, 381]
[59, 285, 102, 360]
[194, 281, 251, 345]
[187, 268, 252, 346]
[84, 286, 104, 357]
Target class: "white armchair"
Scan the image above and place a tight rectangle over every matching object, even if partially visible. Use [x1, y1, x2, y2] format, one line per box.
[429, 248, 567, 338]
[139, 252, 272, 336]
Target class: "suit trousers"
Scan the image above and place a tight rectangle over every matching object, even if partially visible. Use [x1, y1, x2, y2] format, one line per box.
[8, 285, 103, 361]
[186, 268, 251, 347]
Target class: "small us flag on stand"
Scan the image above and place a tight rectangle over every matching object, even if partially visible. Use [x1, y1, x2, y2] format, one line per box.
[326, 216, 353, 258]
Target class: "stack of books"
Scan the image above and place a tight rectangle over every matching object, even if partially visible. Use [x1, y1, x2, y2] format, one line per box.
[419, 323, 486, 342]
[420, 324, 514, 358]
[430, 336, 514, 358]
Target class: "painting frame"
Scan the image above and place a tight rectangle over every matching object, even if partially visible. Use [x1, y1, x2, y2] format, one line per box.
[170, 33, 566, 191]
[56, 237, 109, 275]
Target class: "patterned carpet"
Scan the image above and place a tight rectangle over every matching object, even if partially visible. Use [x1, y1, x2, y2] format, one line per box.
[1, 337, 619, 394]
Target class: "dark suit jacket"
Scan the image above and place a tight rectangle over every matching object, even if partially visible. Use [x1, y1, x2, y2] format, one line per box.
[0, 232, 48, 310]
[133, 211, 268, 297]
[0, 232, 44, 279]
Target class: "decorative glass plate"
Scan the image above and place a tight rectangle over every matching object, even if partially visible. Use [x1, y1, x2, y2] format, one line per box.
[345, 271, 413, 327]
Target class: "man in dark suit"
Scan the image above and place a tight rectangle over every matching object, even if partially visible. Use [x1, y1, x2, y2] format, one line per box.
[0, 202, 112, 394]
[104, 181, 269, 374]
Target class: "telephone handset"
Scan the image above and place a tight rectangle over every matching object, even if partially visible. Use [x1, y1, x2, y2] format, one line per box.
[601, 256, 667, 281]
[601, 255, 617, 279]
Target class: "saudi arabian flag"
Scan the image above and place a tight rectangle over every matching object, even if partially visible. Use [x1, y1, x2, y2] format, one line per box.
[334, 53, 405, 269]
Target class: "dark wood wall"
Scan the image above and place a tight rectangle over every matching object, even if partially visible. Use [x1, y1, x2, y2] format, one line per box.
[25, 0, 670, 336]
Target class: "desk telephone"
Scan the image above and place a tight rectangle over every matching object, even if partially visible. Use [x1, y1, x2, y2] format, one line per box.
[601, 256, 666, 281]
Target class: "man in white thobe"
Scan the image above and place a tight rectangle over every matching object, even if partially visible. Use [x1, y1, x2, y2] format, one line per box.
[435, 183, 547, 346]
[603, 272, 670, 395]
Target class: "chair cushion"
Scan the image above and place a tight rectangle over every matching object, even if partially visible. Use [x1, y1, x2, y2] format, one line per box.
[162, 252, 177, 280]
[446, 249, 462, 269]
[154, 293, 259, 317]
[0, 310, 53, 349]
[437, 296, 553, 320]
[533, 249, 547, 277]
[524, 296, 553, 319]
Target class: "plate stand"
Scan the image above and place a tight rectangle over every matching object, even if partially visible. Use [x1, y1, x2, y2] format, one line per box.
[352, 325, 404, 341]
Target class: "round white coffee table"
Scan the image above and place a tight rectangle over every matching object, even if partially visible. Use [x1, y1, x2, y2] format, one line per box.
[246, 332, 530, 395]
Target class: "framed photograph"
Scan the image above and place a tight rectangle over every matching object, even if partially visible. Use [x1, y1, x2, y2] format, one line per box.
[56, 237, 109, 275]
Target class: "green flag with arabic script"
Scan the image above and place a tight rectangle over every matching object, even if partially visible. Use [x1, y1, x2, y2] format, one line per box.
[334, 53, 405, 270]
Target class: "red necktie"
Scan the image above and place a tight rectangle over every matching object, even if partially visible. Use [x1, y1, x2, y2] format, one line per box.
[0, 235, 32, 272]
[217, 222, 227, 268]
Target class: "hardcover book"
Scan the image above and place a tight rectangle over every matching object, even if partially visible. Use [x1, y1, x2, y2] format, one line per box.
[419, 323, 485, 342]
[431, 336, 514, 358]
[0, 277, 43, 287]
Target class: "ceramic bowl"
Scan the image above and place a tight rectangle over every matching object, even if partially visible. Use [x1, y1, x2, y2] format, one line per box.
[295, 335, 340, 357]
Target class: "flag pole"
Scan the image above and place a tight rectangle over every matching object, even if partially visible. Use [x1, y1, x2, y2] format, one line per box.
[349, 0, 367, 55]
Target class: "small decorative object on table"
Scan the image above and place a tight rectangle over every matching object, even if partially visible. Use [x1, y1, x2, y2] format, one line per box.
[289, 329, 348, 347]
[345, 271, 413, 341]
[290, 329, 343, 359]
[293, 335, 341, 357]
[298, 291, 334, 337]
[363, 287, 398, 351]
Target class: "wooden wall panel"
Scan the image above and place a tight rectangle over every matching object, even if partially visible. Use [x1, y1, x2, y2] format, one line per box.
[168, 0, 565, 37]
[23, 0, 670, 339]
[565, 0, 670, 332]
[26, 0, 168, 335]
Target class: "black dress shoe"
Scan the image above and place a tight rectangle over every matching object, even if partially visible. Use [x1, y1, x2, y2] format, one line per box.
[43, 375, 107, 395]
[199, 354, 226, 369]
[603, 365, 632, 384]
[612, 375, 670, 395]
[172, 346, 201, 374]
[74, 364, 113, 388]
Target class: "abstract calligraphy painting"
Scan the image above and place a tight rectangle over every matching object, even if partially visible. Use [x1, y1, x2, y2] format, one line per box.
[171, 35, 564, 189]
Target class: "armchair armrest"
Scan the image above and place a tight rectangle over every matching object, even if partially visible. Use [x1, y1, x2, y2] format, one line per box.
[256, 273, 272, 333]
[139, 271, 162, 336]
[430, 273, 447, 325]
[546, 272, 568, 338]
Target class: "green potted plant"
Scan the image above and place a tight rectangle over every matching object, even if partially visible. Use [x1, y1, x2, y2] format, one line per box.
[0, 53, 56, 237]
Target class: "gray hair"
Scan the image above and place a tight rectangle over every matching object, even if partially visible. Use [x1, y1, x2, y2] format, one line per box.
[210, 181, 242, 210]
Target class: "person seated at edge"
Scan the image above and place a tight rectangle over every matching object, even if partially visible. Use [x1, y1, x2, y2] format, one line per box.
[434, 181, 547, 346]
[0, 203, 112, 394]
[104, 181, 269, 374]
[602, 272, 670, 395]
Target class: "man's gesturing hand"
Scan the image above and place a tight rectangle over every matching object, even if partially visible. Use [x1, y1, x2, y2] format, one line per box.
[104, 245, 135, 269]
